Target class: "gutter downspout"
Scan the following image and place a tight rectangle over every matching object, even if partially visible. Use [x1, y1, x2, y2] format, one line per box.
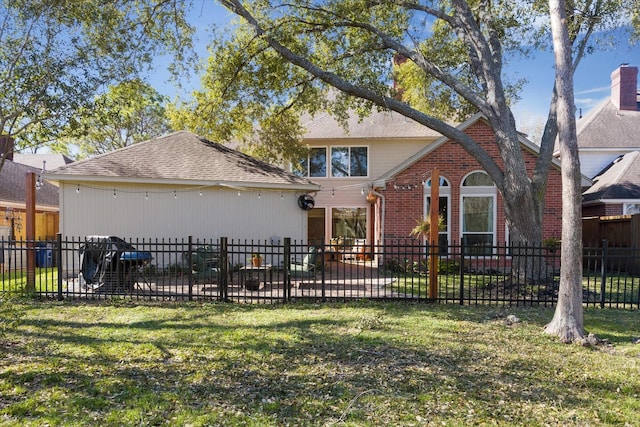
[370, 189, 385, 265]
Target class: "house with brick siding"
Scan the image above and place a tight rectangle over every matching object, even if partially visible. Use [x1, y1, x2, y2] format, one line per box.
[295, 110, 565, 251]
[0, 137, 60, 243]
[575, 65, 640, 218]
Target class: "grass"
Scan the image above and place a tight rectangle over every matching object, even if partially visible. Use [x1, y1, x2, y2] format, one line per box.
[1, 300, 639, 426]
[0, 268, 58, 293]
[390, 269, 640, 305]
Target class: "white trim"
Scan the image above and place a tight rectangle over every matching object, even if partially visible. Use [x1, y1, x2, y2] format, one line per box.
[459, 171, 497, 251]
[424, 177, 451, 248]
[329, 145, 370, 179]
[328, 205, 369, 241]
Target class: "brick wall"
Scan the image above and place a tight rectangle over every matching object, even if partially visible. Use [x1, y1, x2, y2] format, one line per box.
[379, 120, 563, 242]
[582, 203, 623, 218]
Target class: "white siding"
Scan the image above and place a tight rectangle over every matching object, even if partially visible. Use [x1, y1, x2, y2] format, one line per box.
[580, 150, 630, 179]
[59, 182, 307, 242]
[299, 137, 433, 243]
[368, 138, 431, 178]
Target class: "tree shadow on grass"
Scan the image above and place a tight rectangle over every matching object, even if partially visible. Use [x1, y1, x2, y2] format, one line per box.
[2, 301, 639, 425]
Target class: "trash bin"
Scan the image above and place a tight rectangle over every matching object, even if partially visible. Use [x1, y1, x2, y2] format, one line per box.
[36, 244, 53, 268]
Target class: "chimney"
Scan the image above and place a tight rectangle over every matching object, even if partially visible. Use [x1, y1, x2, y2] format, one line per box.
[392, 54, 408, 101]
[610, 64, 638, 111]
[0, 135, 14, 161]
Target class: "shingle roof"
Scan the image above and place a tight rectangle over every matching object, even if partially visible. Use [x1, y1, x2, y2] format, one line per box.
[0, 160, 59, 207]
[13, 153, 74, 170]
[577, 100, 640, 149]
[302, 110, 443, 139]
[582, 151, 640, 202]
[44, 131, 319, 189]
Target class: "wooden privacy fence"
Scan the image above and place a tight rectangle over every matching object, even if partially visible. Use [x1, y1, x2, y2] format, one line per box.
[583, 214, 640, 274]
[1, 235, 639, 309]
[583, 214, 640, 247]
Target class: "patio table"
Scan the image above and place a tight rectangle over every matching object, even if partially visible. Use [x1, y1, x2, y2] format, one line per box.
[239, 264, 273, 291]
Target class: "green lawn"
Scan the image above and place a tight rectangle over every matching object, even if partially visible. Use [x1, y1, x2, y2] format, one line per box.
[1, 300, 639, 426]
[0, 268, 59, 293]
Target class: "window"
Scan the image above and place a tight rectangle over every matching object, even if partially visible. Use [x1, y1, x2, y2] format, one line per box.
[293, 147, 327, 177]
[332, 208, 367, 239]
[425, 177, 450, 255]
[294, 146, 367, 178]
[623, 203, 640, 215]
[461, 171, 496, 255]
[331, 146, 368, 177]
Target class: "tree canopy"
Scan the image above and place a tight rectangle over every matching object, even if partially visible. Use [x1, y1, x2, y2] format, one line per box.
[55, 80, 170, 159]
[172, 0, 636, 242]
[0, 0, 194, 170]
[173, 0, 637, 342]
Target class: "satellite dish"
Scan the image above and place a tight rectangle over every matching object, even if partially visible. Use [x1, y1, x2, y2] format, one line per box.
[297, 194, 315, 211]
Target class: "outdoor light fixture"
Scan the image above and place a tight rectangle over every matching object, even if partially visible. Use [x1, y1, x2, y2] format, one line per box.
[4, 207, 22, 241]
[35, 160, 46, 190]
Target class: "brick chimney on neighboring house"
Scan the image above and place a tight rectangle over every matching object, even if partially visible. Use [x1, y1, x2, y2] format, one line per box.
[610, 64, 639, 111]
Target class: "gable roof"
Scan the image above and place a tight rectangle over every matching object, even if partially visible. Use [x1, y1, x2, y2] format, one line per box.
[13, 153, 74, 170]
[43, 131, 319, 191]
[582, 151, 640, 203]
[576, 99, 640, 150]
[372, 113, 577, 186]
[0, 160, 59, 209]
[302, 109, 444, 139]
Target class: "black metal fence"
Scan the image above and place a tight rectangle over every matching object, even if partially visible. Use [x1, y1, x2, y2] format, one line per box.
[0, 236, 638, 308]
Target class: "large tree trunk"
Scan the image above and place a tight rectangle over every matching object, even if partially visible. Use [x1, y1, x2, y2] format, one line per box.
[502, 184, 546, 285]
[544, 0, 585, 343]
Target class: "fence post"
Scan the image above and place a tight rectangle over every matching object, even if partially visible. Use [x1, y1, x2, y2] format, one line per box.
[320, 238, 326, 303]
[600, 239, 607, 309]
[220, 237, 228, 302]
[187, 236, 193, 301]
[459, 240, 465, 305]
[57, 233, 63, 301]
[284, 238, 291, 303]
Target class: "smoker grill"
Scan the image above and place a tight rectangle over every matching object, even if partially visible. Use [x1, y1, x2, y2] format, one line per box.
[79, 236, 152, 292]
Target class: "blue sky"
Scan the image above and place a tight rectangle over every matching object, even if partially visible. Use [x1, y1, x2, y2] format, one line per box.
[510, 41, 640, 129]
[153, 3, 640, 135]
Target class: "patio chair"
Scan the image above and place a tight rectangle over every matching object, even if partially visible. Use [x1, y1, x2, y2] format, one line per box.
[289, 246, 322, 287]
[342, 239, 368, 261]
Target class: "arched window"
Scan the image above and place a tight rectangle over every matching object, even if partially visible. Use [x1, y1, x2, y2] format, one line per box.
[460, 171, 496, 255]
[425, 177, 450, 254]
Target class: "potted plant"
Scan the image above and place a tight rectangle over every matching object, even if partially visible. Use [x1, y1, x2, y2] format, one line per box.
[366, 190, 378, 204]
[251, 253, 263, 267]
[410, 215, 445, 241]
[410, 215, 446, 274]
[543, 237, 561, 253]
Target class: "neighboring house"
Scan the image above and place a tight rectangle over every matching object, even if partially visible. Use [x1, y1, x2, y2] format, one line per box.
[0, 147, 60, 271]
[43, 131, 320, 244]
[0, 148, 60, 242]
[572, 64, 640, 217]
[582, 151, 640, 216]
[14, 153, 74, 171]
[294, 110, 566, 250]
